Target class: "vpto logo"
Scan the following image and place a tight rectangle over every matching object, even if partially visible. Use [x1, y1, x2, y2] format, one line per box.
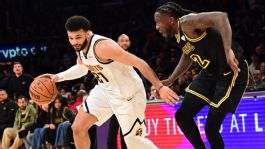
[0, 45, 47, 60]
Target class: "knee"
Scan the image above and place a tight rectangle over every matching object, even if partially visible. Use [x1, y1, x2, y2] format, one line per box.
[71, 123, 83, 135]
[71, 122, 91, 135]
[3, 128, 12, 135]
[3, 128, 8, 134]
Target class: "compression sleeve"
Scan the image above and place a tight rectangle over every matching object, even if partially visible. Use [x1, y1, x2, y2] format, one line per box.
[56, 64, 88, 82]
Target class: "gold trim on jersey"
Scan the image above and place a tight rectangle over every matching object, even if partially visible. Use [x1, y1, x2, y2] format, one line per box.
[175, 33, 180, 43]
[228, 60, 249, 112]
[245, 60, 250, 86]
[183, 31, 207, 42]
[223, 71, 231, 76]
[182, 42, 195, 55]
[186, 72, 238, 108]
[175, 21, 181, 43]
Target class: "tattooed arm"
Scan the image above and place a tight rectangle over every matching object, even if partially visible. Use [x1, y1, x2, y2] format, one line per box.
[179, 12, 240, 75]
[163, 53, 193, 86]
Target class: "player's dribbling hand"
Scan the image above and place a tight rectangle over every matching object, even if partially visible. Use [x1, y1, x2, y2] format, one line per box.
[158, 85, 179, 106]
[37, 73, 59, 82]
[226, 49, 240, 76]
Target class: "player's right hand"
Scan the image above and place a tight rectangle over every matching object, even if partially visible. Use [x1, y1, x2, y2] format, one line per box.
[226, 49, 240, 76]
[158, 85, 179, 106]
[37, 73, 59, 82]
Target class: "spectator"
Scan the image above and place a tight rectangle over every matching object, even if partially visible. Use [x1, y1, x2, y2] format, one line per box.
[2, 96, 36, 149]
[6, 62, 34, 100]
[0, 89, 18, 141]
[260, 61, 265, 81]
[148, 85, 160, 100]
[54, 105, 76, 149]
[249, 53, 260, 74]
[79, 83, 86, 91]
[28, 103, 51, 149]
[69, 89, 87, 113]
[246, 69, 265, 91]
[46, 95, 75, 148]
[0, 68, 12, 90]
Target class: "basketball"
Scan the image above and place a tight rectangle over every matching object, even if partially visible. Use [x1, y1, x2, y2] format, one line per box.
[29, 77, 58, 105]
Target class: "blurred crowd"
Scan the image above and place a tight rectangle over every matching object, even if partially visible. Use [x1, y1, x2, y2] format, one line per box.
[0, 0, 265, 148]
[0, 87, 94, 149]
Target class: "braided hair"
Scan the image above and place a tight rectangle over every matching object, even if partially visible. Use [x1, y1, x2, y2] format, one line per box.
[155, 2, 193, 19]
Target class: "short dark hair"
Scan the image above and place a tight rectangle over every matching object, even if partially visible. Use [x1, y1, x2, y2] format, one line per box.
[0, 89, 7, 93]
[156, 2, 193, 19]
[12, 61, 22, 67]
[65, 16, 91, 31]
[17, 95, 28, 101]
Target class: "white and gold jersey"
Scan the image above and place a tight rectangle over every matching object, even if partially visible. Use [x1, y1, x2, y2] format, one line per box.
[79, 34, 143, 99]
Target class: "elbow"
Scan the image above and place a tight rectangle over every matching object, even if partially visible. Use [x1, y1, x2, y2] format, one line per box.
[217, 12, 228, 21]
[135, 60, 149, 73]
[132, 58, 146, 69]
[212, 12, 229, 26]
[221, 12, 228, 19]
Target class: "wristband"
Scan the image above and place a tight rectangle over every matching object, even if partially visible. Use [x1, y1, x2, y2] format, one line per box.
[158, 85, 164, 91]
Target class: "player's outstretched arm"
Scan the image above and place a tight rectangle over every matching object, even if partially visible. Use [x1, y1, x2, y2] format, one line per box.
[56, 64, 88, 82]
[38, 56, 88, 82]
[162, 53, 193, 86]
[95, 40, 179, 105]
[180, 12, 240, 75]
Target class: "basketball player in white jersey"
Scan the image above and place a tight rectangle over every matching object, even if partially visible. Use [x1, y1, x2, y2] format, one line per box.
[40, 16, 178, 149]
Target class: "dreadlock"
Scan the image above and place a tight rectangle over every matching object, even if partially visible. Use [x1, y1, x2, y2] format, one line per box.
[156, 2, 194, 19]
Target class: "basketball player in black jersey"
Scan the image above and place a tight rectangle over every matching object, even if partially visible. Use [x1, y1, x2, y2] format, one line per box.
[154, 2, 249, 149]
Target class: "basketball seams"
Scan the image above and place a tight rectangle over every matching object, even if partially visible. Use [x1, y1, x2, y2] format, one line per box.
[36, 78, 54, 95]
[30, 86, 53, 99]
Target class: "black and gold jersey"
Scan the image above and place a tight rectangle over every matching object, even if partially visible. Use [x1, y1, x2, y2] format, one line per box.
[175, 22, 243, 77]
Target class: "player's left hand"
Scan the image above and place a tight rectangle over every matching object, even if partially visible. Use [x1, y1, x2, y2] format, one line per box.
[225, 49, 240, 76]
[158, 86, 179, 106]
[37, 73, 59, 82]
